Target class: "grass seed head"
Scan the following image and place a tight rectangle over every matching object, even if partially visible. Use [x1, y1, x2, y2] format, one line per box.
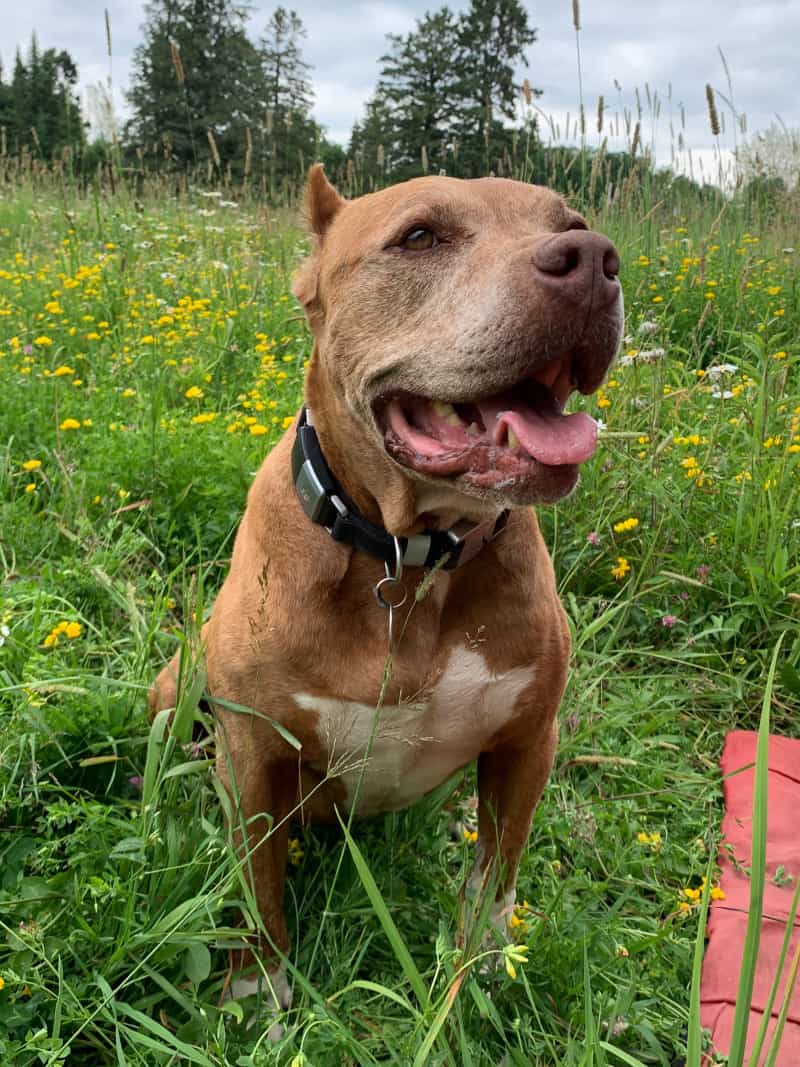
[706, 84, 720, 136]
[169, 40, 185, 85]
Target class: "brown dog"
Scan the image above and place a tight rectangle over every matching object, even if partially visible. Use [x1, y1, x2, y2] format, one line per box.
[149, 165, 623, 1029]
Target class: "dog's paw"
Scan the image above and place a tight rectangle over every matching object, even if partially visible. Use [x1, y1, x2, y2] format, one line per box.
[228, 964, 292, 1041]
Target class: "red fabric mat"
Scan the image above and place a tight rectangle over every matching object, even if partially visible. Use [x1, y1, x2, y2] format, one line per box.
[701, 731, 800, 1064]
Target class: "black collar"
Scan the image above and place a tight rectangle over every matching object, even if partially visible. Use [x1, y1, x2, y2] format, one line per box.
[291, 407, 508, 571]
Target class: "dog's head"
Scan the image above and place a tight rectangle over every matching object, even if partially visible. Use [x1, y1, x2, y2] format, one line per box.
[294, 165, 623, 529]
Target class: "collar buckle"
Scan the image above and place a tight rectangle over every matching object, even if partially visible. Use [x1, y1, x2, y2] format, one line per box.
[445, 513, 509, 568]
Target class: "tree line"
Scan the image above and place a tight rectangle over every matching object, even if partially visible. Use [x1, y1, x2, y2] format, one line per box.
[2, 0, 627, 200]
[0, 37, 83, 159]
[123, 0, 552, 193]
[4, 0, 783, 209]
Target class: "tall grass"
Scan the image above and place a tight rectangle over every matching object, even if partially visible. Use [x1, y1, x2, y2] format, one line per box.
[0, 54, 798, 1065]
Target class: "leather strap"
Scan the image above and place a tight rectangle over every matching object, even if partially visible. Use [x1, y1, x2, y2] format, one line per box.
[291, 407, 508, 570]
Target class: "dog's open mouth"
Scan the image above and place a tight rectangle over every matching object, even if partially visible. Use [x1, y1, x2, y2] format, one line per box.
[377, 357, 598, 490]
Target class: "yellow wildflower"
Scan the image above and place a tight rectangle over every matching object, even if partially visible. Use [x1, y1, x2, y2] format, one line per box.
[287, 838, 304, 866]
[611, 557, 630, 580]
[613, 517, 640, 534]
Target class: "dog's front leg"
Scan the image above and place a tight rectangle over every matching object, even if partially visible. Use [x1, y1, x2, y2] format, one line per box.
[220, 751, 294, 1037]
[470, 716, 559, 935]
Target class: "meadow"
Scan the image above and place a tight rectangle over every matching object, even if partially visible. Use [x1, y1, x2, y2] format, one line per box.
[0, 169, 798, 1066]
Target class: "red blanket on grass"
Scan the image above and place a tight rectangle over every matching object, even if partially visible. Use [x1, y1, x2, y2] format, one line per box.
[701, 731, 800, 1064]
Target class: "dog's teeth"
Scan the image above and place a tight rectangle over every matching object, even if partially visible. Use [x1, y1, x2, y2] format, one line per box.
[507, 428, 521, 451]
[432, 400, 456, 418]
[466, 422, 481, 437]
[446, 412, 463, 427]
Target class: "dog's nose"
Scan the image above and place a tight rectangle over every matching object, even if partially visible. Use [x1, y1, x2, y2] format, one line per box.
[532, 231, 620, 308]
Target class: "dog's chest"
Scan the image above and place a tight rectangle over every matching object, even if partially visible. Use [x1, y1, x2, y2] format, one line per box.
[292, 645, 535, 814]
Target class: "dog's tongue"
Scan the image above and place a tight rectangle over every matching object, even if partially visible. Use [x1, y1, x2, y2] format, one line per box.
[476, 386, 599, 466]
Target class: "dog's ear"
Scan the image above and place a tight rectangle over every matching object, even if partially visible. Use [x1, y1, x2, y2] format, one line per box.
[304, 163, 346, 239]
[293, 164, 346, 320]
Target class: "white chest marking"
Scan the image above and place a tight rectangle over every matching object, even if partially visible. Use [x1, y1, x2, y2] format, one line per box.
[293, 646, 535, 814]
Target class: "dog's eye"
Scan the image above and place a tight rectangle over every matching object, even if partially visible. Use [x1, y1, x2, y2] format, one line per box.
[401, 228, 437, 251]
[566, 218, 588, 232]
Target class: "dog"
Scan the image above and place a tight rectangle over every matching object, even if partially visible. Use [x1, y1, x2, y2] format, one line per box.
[149, 164, 623, 1031]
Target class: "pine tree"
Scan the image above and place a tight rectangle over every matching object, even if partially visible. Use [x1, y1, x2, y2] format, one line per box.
[127, 0, 264, 169]
[348, 91, 396, 189]
[350, 0, 540, 183]
[258, 8, 320, 192]
[5, 36, 83, 157]
[0, 60, 11, 139]
[454, 0, 538, 176]
[375, 9, 461, 179]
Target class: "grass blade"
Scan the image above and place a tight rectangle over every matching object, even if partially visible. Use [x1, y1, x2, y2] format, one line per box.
[338, 814, 428, 1009]
[599, 1044, 649, 1066]
[686, 855, 714, 1067]
[746, 877, 800, 1066]
[727, 634, 784, 1065]
[764, 936, 800, 1067]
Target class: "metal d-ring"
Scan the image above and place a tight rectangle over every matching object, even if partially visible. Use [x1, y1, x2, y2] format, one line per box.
[373, 536, 407, 647]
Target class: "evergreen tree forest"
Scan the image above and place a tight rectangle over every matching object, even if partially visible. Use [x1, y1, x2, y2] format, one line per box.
[0, 35, 84, 158]
[1, 0, 722, 207]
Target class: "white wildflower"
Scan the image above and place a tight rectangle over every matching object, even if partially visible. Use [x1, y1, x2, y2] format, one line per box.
[705, 363, 738, 379]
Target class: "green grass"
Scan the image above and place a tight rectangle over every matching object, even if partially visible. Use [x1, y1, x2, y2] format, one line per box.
[0, 177, 798, 1065]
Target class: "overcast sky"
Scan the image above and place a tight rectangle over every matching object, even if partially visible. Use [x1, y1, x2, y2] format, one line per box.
[3, 1, 798, 183]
